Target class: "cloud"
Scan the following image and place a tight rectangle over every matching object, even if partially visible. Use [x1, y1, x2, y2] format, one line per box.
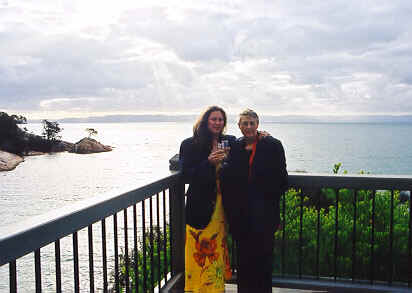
[1, 0, 412, 118]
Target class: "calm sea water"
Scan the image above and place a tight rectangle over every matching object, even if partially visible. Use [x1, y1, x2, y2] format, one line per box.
[1, 122, 412, 291]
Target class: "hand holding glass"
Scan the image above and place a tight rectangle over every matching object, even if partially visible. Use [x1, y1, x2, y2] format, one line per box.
[219, 140, 230, 155]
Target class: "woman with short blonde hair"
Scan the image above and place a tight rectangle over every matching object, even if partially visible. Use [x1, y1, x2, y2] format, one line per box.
[221, 109, 288, 293]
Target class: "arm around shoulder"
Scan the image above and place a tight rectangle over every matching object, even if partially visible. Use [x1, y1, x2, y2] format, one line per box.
[274, 139, 288, 194]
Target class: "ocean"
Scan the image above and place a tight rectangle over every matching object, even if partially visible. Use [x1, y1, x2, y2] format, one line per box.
[1, 121, 412, 291]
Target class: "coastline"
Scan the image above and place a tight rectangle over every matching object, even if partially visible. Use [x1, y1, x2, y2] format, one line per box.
[0, 150, 24, 171]
[0, 137, 112, 172]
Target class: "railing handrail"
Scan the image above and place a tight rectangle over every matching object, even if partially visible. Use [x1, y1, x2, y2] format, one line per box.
[288, 172, 412, 190]
[0, 172, 180, 266]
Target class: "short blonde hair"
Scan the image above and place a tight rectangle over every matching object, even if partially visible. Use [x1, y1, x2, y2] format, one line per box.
[239, 108, 259, 123]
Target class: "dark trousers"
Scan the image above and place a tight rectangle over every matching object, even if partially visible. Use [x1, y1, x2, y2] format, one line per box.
[236, 198, 276, 293]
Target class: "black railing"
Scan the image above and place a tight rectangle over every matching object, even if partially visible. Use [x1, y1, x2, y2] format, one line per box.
[0, 173, 185, 293]
[273, 173, 411, 292]
[227, 173, 412, 292]
[1, 172, 411, 292]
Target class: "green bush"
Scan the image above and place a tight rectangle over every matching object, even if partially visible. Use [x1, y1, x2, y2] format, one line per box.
[113, 225, 171, 293]
[273, 176, 410, 283]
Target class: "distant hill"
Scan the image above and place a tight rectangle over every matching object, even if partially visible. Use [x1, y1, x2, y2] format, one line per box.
[30, 114, 198, 123]
[29, 114, 412, 123]
[261, 115, 412, 123]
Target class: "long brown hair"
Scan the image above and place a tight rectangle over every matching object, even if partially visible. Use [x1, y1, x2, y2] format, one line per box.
[193, 105, 227, 148]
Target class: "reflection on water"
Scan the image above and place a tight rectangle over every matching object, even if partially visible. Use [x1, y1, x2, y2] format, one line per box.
[0, 196, 170, 292]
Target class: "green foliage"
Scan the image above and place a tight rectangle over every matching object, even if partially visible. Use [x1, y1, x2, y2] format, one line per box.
[114, 225, 171, 293]
[0, 112, 63, 154]
[42, 119, 62, 141]
[0, 112, 27, 154]
[274, 186, 410, 283]
[10, 114, 27, 124]
[333, 163, 342, 174]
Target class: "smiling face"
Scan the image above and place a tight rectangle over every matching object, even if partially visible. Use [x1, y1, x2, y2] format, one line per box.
[238, 116, 259, 140]
[207, 110, 225, 137]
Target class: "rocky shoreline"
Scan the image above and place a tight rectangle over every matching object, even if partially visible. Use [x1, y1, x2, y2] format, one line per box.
[0, 137, 112, 171]
[0, 150, 24, 171]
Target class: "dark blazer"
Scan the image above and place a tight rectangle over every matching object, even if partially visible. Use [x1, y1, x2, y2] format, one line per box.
[179, 134, 236, 229]
[220, 135, 288, 239]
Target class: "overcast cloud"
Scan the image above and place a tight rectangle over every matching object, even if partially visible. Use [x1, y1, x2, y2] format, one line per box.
[1, 0, 412, 119]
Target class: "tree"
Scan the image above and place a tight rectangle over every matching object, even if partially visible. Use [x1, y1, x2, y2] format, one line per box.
[0, 112, 27, 154]
[85, 128, 98, 138]
[10, 114, 27, 124]
[42, 120, 62, 142]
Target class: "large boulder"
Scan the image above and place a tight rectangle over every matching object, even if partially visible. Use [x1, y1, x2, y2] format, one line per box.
[71, 137, 112, 154]
[0, 150, 24, 171]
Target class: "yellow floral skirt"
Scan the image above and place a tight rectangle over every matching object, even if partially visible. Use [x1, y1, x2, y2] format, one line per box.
[184, 192, 232, 293]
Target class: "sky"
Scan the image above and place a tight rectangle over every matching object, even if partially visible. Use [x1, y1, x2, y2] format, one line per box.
[1, 0, 412, 120]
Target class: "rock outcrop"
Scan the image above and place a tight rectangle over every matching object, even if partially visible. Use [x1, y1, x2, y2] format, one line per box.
[70, 137, 112, 154]
[50, 140, 74, 152]
[0, 150, 24, 171]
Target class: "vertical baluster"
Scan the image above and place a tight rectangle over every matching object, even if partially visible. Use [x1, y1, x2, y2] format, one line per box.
[9, 260, 17, 293]
[168, 189, 173, 277]
[142, 200, 148, 293]
[114, 213, 120, 293]
[370, 190, 376, 284]
[352, 190, 358, 282]
[334, 188, 339, 281]
[102, 219, 108, 293]
[281, 190, 286, 277]
[316, 189, 321, 279]
[133, 204, 139, 292]
[156, 193, 161, 287]
[409, 189, 412, 288]
[73, 232, 80, 293]
[231, 238, 236, 276]
[150, 196, 155, 293]
[124, 209, 130, 293]
[389, 190, 394, 285]
[163, 190, 168, 281]
[35, 249, 42, 293]
[88, 225, 95, 293]
[299, 188, 303, 278]
[55, 240, 62, 293]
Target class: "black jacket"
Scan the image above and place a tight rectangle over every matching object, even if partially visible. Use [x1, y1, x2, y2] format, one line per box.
[220, 135, 288, 238]
[179, 134, 236, 229]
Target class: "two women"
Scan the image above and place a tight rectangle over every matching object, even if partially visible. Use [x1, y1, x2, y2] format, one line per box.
[180, 106, 288, 293]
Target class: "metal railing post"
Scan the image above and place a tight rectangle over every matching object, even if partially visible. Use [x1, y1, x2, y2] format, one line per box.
[169, 179, 185, 279]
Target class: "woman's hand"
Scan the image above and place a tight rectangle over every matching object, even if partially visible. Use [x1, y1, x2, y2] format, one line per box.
[258, 130, 270, 140]
[208, 149, 226, 166]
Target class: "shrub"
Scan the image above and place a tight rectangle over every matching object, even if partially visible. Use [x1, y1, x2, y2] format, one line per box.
[113, 225, 171, 293]
[274, 186, 410, 283]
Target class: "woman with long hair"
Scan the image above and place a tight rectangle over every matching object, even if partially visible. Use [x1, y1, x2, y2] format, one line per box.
[179, 105, 234, 292]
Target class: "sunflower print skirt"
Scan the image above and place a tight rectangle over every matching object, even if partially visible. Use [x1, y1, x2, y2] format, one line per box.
[184, 191, 232, 293]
